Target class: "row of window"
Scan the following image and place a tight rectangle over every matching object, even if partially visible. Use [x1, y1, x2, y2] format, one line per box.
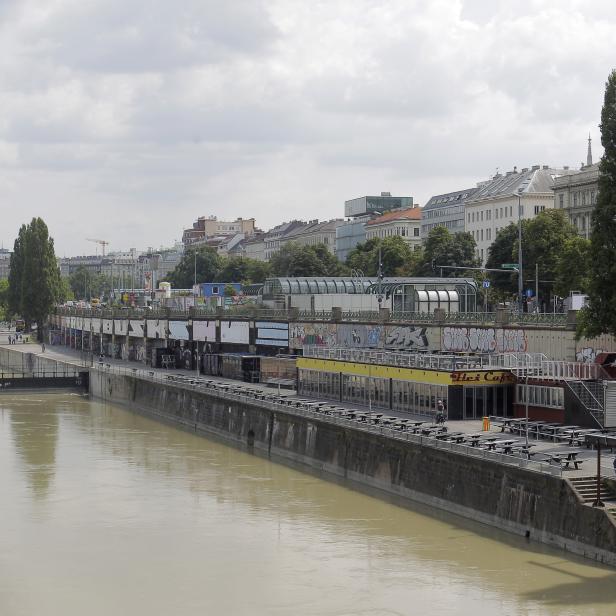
[367, 226, 420, 239]
[297, 369, 448, 417]
[431, 193, 470, 205]
[558, 190, 597, 209]
[472, 228, 492, 243]
[467, 205, 516, 225]
[423, 204, 465, 219]
[516, 384, 564, 409]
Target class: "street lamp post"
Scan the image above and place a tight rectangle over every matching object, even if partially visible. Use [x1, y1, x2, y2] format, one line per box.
[516, 190, 524, 314]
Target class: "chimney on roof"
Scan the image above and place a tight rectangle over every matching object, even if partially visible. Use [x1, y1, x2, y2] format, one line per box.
[564, 165, 569, 170]
[381, 191, 391, 196]
[542, 165, 549, 170]
[521, 168, 529, 173]
[531, 165, 540, 171]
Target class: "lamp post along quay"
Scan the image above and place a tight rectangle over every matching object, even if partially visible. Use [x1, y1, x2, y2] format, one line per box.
[516, 189, 524, 314]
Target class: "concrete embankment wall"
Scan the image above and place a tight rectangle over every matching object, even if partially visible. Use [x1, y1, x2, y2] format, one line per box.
[0, 347, 80, 374]
[89, 368, 616, 566]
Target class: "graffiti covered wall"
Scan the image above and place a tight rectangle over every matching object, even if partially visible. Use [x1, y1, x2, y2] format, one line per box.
[384, 325, 429, 350]
[289, 323, 337, 349]
[442, 327, 528, 353]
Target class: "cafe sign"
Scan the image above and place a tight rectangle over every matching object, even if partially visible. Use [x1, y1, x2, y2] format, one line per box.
[451, 370, 516, 385]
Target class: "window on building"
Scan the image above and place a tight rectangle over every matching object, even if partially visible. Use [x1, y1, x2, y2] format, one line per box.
[559, 194, 564, 208]
[480, 229, 484, 241]
[591, 190, 596, 204]
[573, 193, 578, 207]
[472, 212, 475, 223]
[414, 227, 419, 237]
[487, 210, 491, 220]
[480, 211, 484, 221]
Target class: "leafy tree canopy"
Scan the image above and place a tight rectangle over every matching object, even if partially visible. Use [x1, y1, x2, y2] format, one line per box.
[414, 227, 480, 276]
[346, 236, 420, 277]
[579, 69, 616, 337]
[270, 243, 346, 278]
[8, 217, 62, 336]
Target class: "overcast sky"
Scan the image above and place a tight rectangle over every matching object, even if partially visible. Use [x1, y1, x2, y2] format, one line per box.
[0, 0, 613, 256]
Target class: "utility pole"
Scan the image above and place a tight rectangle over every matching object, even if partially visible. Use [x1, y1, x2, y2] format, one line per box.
[535, 262, 539, 313]
[517, 191, 524, 314]
[377, 245, 383, 308]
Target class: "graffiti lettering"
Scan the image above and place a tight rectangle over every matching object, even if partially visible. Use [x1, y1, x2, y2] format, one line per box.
[443, 327, 527, 353]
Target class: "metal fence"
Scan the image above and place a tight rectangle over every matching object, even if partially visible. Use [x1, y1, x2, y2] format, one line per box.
[91, 363, 562, 477]
[54, 306, 571, 327]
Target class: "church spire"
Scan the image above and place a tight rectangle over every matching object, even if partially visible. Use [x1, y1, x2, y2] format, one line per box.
[587, 133, 593, 166]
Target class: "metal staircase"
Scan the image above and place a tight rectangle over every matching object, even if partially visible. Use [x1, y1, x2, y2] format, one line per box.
[565, 380, 605, 428]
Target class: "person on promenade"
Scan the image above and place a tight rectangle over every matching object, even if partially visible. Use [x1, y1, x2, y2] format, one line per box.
[436, 399, 446, 424]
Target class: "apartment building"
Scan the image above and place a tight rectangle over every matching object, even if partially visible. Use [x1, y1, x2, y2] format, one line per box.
[365, 206, 422, 249]
[465, 165, 571, 265]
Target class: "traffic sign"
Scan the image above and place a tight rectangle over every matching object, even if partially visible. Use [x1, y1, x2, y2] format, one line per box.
[482, 280, 490, 288]
[501, 263, 519, 270]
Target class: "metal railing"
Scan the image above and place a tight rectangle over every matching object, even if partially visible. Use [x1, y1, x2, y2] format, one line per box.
[0, 369, 83, 379]
[303, 346, 507, 370]
[90, 363, 562, 477]
[53, 306, 572, 328]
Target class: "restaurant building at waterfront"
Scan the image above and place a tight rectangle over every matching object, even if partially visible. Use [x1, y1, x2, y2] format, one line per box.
[297, 347, 516, 420]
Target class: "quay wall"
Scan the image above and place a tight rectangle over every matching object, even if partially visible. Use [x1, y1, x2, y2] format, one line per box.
[89, 367, 616, 566]
[50, 312, 616, 363]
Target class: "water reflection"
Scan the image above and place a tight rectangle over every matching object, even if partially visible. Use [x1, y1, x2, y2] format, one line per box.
[1, 392, 615, 616]
[70, 398, 616, 604]
[7, 396, 59, 499]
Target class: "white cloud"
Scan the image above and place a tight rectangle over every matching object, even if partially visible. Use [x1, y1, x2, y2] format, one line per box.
[0, 0, 612, 255]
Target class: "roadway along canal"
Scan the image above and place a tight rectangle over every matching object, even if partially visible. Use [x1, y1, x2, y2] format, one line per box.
[1, 392, 615, 615]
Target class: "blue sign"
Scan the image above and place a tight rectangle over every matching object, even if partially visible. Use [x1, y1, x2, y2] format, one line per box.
[482, 280, 490, 289]
[526, 289, 534, 298]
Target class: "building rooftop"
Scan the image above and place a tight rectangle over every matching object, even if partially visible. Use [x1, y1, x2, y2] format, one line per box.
[469, 166, 573, 202]
[365, 207, 421, 226]
[424, 188, 478, 211]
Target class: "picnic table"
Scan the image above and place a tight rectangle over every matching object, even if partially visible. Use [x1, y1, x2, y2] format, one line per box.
[499, 418, 525, 433]
[484, 439, 515, 451]
[548, 451, 585, 470]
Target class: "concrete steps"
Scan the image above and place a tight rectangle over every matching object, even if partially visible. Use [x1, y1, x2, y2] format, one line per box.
[569, 476, 616, 507]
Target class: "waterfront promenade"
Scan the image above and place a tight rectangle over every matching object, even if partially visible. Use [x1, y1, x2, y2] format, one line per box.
[1, 335, 614, 480]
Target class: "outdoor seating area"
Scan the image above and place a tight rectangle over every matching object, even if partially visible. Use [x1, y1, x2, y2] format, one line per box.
[130, 370, 616, 475]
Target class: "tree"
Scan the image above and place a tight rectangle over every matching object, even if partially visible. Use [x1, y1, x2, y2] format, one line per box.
[522, 209, 577, 303]
[554, 236, 591, 298]
[346, 236, 419, 277]
[579, 70, 616, 337]
[165, 246, 222, 288]
[0, 279, 9, 321]
[69, 266, 91, 300]
[415, 227, 480, 276]
[218, 257, 271, 284]
[8, 217, 62, 336]
[485, 223, 520, 296]
[270, 243, 345, 277]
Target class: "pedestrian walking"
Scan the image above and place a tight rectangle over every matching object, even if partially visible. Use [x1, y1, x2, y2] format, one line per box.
[41, 343, 45, 353]
[436, 399, 446, 424]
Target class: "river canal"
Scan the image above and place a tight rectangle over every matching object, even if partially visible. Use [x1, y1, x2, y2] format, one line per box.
[1, 392, 615, 615]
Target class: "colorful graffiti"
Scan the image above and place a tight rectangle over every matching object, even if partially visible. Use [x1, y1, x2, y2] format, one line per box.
[337, 324, 383, 348]
[289, 323, 337, 348]
[576, 347, 604, 363]
[442, 327, 528, 353]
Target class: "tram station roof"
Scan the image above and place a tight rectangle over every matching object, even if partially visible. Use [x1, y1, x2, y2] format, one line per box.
[263, 277, 477, 296]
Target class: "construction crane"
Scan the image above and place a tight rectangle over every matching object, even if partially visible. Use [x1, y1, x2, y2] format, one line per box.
[86, 238, 110, 256]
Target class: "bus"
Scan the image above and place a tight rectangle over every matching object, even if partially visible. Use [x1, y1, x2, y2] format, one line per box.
[15, 319, 25, 332]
